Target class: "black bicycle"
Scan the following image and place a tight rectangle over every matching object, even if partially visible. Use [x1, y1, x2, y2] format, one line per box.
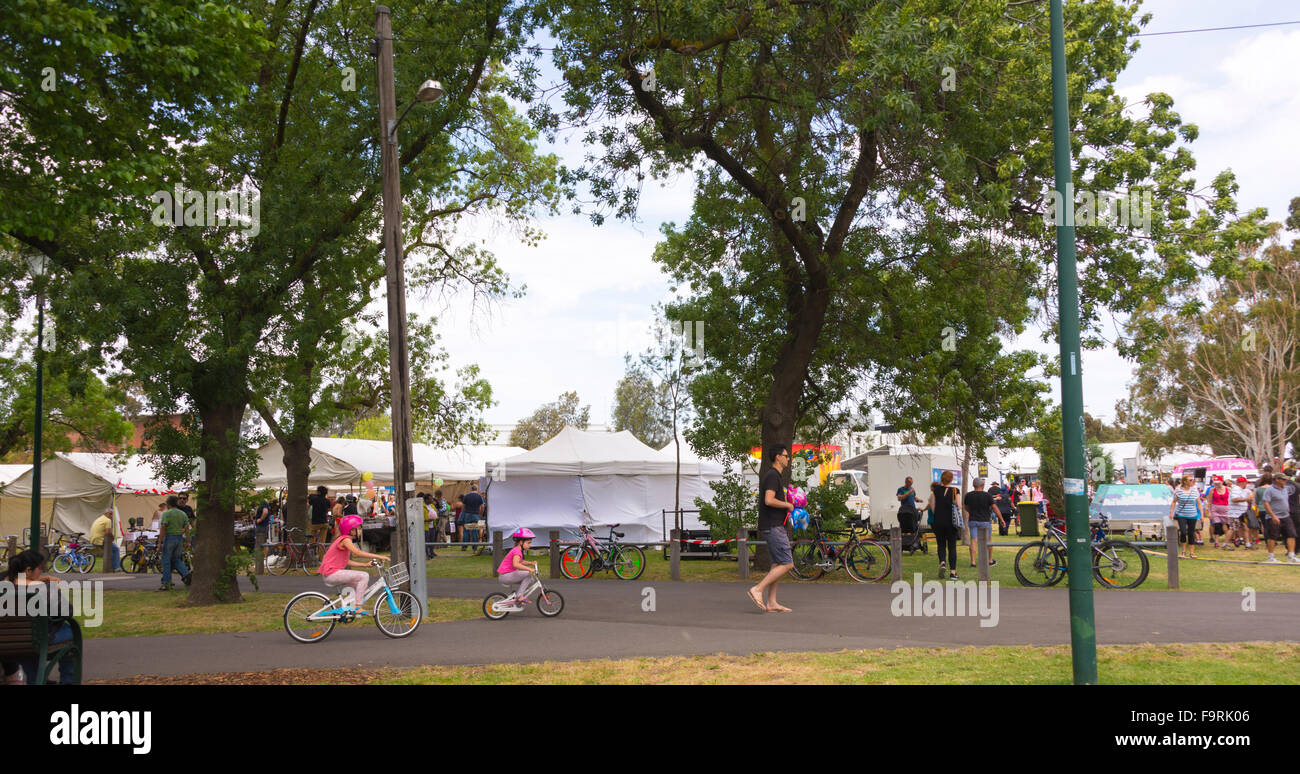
[790, 516, 891, 583]
[1013, 513, 1149, 589]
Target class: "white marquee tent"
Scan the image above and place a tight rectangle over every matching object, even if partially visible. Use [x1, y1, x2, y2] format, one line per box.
[251, 437, 525, 489]
[1, 453, 189, 539]
[486, 427, 725, 543]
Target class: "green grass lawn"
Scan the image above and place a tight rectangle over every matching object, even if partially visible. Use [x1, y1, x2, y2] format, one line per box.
[77, 591, 481, 638]
[374, 641, 1300, 685]
[423, 536, 1300, 593]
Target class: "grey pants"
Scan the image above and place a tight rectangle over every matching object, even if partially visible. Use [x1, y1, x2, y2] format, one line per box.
[499, 570, 530, 599]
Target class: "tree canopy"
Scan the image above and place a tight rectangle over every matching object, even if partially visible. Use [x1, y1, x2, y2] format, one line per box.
[510, 391, 590, 449]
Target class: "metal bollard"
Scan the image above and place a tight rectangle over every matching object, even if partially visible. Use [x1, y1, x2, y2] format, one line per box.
[670, 528, 681, 581]
[491, 530, 503, 578]
[737, 527, 749, 580]
[1166, 524, 1180, 590]
[889, 526, 902, 582]
[549, 530, 560, 579]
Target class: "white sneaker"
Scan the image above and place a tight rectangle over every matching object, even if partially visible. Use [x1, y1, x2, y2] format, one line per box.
[1264, 554, 1280, 563]
[1287, 554, 1300, 563]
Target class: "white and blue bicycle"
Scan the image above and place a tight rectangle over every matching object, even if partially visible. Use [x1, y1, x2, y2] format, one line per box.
[283, 560, 422, 643]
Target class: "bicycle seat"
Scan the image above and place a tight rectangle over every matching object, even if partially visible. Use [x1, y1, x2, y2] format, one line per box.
[614, 531, 624, 538]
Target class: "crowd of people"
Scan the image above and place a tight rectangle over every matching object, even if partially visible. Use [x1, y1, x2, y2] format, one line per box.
[1170, 468, 1298, 563]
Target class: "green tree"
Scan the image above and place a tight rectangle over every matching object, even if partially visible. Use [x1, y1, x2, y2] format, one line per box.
[4, 1, 557, 603]
[612, 364, 671, 449]
[695, 466, 753, 541]
[546, 0, 1264, 489]
[509, 391, 590, 449]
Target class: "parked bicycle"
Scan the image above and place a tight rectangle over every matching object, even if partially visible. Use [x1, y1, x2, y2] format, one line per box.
[49, 531, 97, 574]
[790, 516, 891, 583]
[282, 560, 422, 643]
[482, 568, 565, 619]
[559, 521, 646, 580]
[265, 527, 323, 576]
[1013, 513, 1149, 589]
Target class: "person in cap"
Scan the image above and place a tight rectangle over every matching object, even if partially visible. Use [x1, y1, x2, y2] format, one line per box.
[316, 514, 388, 610]
[496, 528, 539, 607]
[1229, 475, 1257, 549]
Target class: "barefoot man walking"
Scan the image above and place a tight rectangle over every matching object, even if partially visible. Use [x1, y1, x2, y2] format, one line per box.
[749, 444, 795, 612]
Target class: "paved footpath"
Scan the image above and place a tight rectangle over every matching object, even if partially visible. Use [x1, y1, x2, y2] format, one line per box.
[82, 572, 1300, 679]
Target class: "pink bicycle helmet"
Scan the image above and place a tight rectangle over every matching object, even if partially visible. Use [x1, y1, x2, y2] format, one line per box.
[511, 527, 535, 540]
[339, 515, 363, 534]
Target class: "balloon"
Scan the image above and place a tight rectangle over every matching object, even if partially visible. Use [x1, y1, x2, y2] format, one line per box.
[791, 508, 809, 531]
[361, 471, 374, 483]
[785, 485, 807, 508]
[434, 478, 443, 487]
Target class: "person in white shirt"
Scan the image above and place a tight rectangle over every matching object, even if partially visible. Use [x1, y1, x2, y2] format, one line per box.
[1229, 476, 1256, 549]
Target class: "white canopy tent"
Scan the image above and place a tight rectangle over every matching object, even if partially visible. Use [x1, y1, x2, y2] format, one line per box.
[1, 453, 188, 540]
[250, 437, 525, 488]
[486, 427, 725, 543]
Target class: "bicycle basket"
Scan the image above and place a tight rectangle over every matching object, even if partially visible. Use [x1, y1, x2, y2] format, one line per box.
[385, 562, 409, 586]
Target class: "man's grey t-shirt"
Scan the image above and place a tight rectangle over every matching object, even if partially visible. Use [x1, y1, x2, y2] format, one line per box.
[1261, 485, 1291, 519]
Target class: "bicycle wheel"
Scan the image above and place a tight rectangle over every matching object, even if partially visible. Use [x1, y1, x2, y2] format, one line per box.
[1013, 542, 1066, 587]
[373, 590, 422, 638]
[560, 546, 595, 580]
[537, 588, 564, 617]
[611, 545, 646, 580]
[267, 546, 293, 576]
[76, 550, 96, 573]
[844, 541, 890, 583]
[1092, 540, 1149, 589]
[790, 540, 826, 581]
[52, 554, 74, 573]
[482, 592, 511, 620]
[304, 543, 324, 575]
[283, 592, 337, 643]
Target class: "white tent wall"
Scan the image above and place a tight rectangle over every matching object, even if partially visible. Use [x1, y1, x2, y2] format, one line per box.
[867, 450, 961, 529]
[486, 475, 585, 545]
[251, 438, 525, 489]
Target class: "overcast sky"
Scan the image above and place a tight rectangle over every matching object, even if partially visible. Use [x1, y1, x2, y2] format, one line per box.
[427, 1, 1300, 434]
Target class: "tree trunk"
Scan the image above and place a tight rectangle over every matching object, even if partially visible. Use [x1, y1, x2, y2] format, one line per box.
[757, 283, 830, 483]
[188, 394, 248, 605]
[281, 434, 312, 535]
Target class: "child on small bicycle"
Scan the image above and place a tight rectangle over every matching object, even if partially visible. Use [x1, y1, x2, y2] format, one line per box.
[497, 528, 539, 604]
[317, 515, 387, 610]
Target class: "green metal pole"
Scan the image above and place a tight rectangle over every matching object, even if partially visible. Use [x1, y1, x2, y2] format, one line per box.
[29, 294, 44, 552]
[1049, 0, 1098, 685]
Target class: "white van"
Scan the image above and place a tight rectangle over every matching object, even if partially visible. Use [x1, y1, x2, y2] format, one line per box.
[827, 469, 869, 518]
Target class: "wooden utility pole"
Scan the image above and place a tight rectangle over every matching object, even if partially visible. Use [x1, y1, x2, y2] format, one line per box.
[376, 5, 416, 574]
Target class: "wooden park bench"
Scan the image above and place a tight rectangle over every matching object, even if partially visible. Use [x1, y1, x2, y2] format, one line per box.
[0, 615, 83, 685]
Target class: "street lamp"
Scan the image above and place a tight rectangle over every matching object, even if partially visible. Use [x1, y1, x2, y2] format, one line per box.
[25, 253, 50, 551]
[376, 6, 440, 611]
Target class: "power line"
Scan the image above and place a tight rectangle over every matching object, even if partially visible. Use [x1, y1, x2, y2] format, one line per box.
[1133, 20, 1300, 37]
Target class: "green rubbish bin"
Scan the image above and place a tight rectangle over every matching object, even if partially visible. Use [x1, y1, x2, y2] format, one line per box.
[1017, 502, 1040, 536]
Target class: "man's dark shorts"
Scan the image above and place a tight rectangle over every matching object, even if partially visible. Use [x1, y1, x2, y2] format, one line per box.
[762, 526, 793, 566]
[1265, 515, 1297, 542]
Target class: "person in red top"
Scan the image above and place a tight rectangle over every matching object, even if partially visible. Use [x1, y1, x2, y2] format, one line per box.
[317, 515, 387, 611]
[1207, 476, 1234, 549]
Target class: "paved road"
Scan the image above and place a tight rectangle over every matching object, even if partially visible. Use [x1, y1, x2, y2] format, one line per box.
[81, 572, 1300, 679]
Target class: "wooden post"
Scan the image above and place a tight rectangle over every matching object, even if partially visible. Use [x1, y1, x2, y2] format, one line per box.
[491, 530, 503, 578]
[1165, 524, 1180, 590]
[889, 526, 902, 582]
[254, 531, 266, 575]
[670, 528, 681, 581]
[736, 527, 749, 580]
[548, 530, 560, 579]
[977, 527, 989, 582]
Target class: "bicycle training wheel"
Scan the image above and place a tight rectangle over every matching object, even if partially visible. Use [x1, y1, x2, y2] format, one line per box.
[537, 588, 564, 617]
[1013, 542, 1065, 587]
[52, 554, 74, 574]
[1092, 540, 1149, 589]
[844, 541, 890, 583]
[373, 590, 422, 638]
[283, 592, 337, 643]
[482, 592, 511, 620]
[612, 545, 646, 580]
[789, 540, 826, 581]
